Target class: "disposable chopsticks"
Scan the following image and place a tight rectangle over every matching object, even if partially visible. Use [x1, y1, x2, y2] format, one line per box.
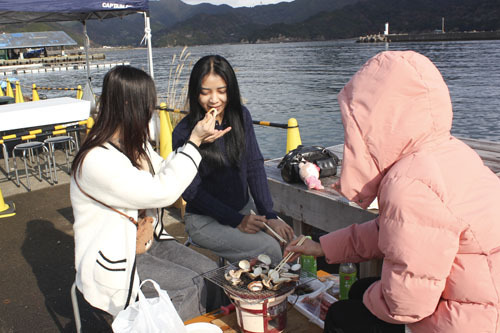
[275, 235, 307, 272]
[248, 209, 288, 244]
[263, 221, 287, 243]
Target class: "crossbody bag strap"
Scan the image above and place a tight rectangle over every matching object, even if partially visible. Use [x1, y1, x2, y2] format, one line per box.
[73, 175, 138, 227]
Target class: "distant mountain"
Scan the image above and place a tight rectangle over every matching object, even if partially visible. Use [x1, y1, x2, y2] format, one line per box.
[159, 0, 500, 46]
[0, 0, 499, 47]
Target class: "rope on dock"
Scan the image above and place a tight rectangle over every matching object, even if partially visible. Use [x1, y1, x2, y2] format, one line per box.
[155, 105, 296, 129]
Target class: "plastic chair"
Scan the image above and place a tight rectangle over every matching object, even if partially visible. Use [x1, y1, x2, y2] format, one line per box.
[43, 136, 76, 183]
[71, 282, 82, 333]
[184, 235, 226, 267]
[12, 141, 52, 191]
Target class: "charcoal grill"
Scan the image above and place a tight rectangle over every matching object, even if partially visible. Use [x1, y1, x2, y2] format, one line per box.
[201, 262, 315, 333]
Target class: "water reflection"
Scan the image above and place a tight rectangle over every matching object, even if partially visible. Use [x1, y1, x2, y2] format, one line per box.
[24, 39, 500, 158]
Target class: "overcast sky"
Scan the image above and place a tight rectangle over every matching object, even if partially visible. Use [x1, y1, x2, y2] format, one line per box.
[180, 0, 294, 8]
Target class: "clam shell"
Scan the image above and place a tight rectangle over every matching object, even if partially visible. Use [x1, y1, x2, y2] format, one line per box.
[257, 254, 272, 266]
[291, 263, 302, 271]
[239, 260, 250, 271]
[247, 281, 264, 292]
[268, 269, 280, 281]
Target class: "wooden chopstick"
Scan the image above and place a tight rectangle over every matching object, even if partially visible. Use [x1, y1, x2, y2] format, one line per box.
[249, 209, 289, 244]
[263, 222, 287, 243]
[276, 235, 307, 272]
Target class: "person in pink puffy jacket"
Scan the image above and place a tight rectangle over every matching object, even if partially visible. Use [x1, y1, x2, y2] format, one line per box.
[285, 50, 500, 333]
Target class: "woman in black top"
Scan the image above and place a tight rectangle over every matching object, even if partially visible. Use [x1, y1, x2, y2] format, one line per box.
[172, 55, 294, 263]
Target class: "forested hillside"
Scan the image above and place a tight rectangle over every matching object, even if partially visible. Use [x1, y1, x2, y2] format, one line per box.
[0, 0, 498, 47]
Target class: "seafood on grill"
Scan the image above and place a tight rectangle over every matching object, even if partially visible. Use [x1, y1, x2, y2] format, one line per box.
[224, 254, 300, 292]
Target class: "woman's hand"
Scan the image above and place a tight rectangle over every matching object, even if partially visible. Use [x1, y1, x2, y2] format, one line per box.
[266, 218, 295, 243]
[284, 235, 325, 262]
[238, 214, 266, 234]
[189, 111, 231, 146]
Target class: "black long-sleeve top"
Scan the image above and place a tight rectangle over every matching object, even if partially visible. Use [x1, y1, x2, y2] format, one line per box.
[172, 106, 278, 227]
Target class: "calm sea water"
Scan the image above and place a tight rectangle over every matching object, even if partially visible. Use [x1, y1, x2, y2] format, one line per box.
[26, 39, 500, 159]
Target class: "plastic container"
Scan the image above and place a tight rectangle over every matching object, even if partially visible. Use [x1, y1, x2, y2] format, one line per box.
[288, 278, 337, 329]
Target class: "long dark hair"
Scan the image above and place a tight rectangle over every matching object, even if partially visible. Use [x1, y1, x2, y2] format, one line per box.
[71, 65, 157, 176]
[187, 55, 245, 168]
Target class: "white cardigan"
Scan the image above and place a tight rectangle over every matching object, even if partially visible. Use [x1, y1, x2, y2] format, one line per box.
[70, 141, 201, 316]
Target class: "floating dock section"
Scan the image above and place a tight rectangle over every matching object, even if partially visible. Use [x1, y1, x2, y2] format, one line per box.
[0, 61, 130, 76]
[358, 30, 500, 43]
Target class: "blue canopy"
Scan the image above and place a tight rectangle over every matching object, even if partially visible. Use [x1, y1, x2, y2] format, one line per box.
[0, 0, 149, 24]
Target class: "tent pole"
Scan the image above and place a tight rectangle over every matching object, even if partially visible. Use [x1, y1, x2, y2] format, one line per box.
[82, 20, 91, 82]
[144, 12, 154, 79]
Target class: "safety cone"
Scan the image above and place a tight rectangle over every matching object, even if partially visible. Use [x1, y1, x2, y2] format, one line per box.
[0, 187, 15, 218]
[15, 81, 24, 103]
[5, 79, 14, 98]
[286, 118, 302, 153]
[32, 84, 40, 101]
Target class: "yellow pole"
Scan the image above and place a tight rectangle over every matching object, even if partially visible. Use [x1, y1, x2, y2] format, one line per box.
[76, 85, 82, 99]
[15, 81, 24, 103]
[86, 116, 94, 134]
[158, 102, 173, 159]
[286, 118, 302, 153]
[32, 84, 40, 101]
[0, 187, 16, 218]
[0, 83, 4, 97]
[5, 79, 14, 98]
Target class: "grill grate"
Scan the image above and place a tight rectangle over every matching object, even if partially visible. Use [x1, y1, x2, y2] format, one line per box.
[201, 261, 315, 303]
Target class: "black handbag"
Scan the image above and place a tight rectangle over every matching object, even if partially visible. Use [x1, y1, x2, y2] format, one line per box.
[277, 145, 340, 183]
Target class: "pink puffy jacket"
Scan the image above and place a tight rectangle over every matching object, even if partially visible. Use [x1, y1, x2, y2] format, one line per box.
[320, 51, 500, 332]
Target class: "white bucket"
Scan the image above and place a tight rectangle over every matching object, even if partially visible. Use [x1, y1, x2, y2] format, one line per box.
[228, 289, 294, 333]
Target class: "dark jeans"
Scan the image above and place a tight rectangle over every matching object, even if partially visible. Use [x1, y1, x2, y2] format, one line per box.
[324, 277, 405, 333]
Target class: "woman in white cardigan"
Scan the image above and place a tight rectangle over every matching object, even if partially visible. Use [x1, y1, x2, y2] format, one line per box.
[70, 65, 230, 320]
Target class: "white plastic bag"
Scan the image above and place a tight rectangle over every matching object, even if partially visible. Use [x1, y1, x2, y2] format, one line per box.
[112, 279, 187, 333]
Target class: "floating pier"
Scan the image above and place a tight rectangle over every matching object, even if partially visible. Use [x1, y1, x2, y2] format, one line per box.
[0, 61, 130, 76]
[358, 30, 500, 43]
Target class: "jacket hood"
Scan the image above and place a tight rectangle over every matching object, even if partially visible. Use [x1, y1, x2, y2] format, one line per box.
[337, 51, 452, 208]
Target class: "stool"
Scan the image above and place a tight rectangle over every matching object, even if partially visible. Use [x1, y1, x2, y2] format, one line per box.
[1, 142, 10, 179]
[71, 282, 82, 333]
[12, 141, 52, 191]
[44, 136, 76, 183]
[184, 235, 226, 267]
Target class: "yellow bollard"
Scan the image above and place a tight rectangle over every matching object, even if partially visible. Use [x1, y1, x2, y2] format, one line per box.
[5, 79, 14, 98]
[0, 83, 4, 97]
[86, 116, 94, 134]
[158, 102, 173, 159]
[32, 84, 40, 101]
[76, 85, 82, 99]
[286, 118, 302, 153]
[15, 81, 24, 103]
[0, 187, 16, 218]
